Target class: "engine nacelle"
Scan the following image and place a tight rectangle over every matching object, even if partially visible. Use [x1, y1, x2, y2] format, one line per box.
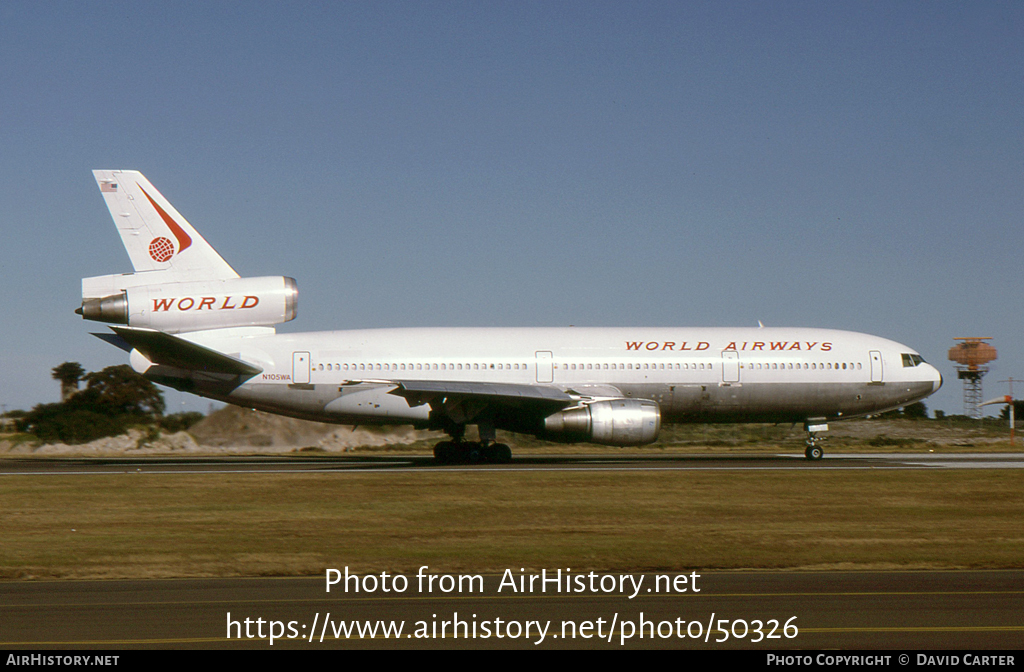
[80, 276, 297, 333]
[543, 399, 661, 446]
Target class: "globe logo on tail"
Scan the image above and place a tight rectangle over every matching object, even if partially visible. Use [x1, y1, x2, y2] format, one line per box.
[139, 184, 192, 264]
[149, 236, 175, 262]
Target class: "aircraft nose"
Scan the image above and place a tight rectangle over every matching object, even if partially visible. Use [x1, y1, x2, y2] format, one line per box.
[931, 365, 943, 393]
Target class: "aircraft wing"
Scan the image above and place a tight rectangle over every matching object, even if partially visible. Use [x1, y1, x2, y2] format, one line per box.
[390, 380, 574, 407]
[378, 379, 575, 427]
[103, 326, 263, 377]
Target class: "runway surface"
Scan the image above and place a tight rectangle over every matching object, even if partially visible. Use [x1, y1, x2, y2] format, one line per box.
[1, 570, 1021, 649]
[1, 451, 1023, 475]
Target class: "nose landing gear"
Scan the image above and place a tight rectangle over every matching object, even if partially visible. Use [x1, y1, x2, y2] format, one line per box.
[804, 422, 828, 460]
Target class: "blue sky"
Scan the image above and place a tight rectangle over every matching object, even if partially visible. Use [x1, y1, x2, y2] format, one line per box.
[1, 1, 1021, 416]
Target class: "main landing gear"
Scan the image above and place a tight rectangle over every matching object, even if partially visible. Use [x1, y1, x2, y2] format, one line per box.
[433, 441, 512, 464]
[432, 421, 513, 464]
[804, 422, 828, 461]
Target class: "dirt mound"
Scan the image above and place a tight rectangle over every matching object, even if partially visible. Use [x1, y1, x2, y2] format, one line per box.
[2, 428, 199, 456]
[187, 405, 441, 450]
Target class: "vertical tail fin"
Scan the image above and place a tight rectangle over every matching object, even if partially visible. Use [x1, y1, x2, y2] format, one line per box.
[93, 170, 238, 280]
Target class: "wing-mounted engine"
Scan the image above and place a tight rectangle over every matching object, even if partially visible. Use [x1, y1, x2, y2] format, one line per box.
[79, 274, 298, 333]
[542, 398, 661, 446]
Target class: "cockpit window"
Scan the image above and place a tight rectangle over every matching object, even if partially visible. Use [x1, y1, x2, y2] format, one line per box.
[901, 353, 925, 367]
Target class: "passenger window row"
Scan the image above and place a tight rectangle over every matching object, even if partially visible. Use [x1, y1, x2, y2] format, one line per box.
[743, 362, 863, 371]
[563, 362, 710, 370]
[307, 360, 866, 375]
[312, 362, 528, 372]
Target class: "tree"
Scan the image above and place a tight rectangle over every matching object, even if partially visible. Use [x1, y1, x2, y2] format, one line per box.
[74, 365, 165, 418]
[16, 404, 126, 444]
[877, 401, 928, 420]
[998, 400, 1024, 422]
[51, 362, 85, 401]
[903, 401, 929, 419]
[20, 364, 166, 443]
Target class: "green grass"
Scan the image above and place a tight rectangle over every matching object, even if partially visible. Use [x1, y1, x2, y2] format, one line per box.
[2, 469, 1022, 580]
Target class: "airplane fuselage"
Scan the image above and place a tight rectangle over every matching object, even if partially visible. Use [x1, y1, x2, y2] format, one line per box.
[176, 326, 941, 431]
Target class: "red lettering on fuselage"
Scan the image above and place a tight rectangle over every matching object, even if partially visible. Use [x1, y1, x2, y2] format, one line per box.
[149, 295, 261, 311]
[625, 339, 833, 352]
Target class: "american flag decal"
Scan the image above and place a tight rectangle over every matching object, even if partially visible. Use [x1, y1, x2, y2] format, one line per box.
[100, 182, 118, 192]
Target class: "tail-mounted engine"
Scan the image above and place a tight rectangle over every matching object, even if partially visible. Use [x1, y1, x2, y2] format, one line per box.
[79, 275, 297, 333]
[542, 398, 661, 446]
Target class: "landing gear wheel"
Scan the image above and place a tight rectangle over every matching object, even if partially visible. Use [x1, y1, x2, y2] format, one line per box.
[805, 445, 824, 461]
[482, 443, 512, 464]
[434, 441, 456, 464]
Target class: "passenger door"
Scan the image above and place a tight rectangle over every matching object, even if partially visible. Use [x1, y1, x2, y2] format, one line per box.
[293, 351, 310, 384]
[722, 351, 740, 384]
[536, 351, 553, 383]
[869, 350, 883, 383]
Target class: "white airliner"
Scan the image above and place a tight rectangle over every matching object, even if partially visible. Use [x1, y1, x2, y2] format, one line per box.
[78, 170, 942, 462]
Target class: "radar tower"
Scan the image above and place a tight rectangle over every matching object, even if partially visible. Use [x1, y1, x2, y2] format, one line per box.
[948, 337, 997, 418]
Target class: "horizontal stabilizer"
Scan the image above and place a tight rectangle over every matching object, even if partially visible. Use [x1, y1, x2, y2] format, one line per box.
[109, 327, 262, 377]
[91, 331, 133, 353]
